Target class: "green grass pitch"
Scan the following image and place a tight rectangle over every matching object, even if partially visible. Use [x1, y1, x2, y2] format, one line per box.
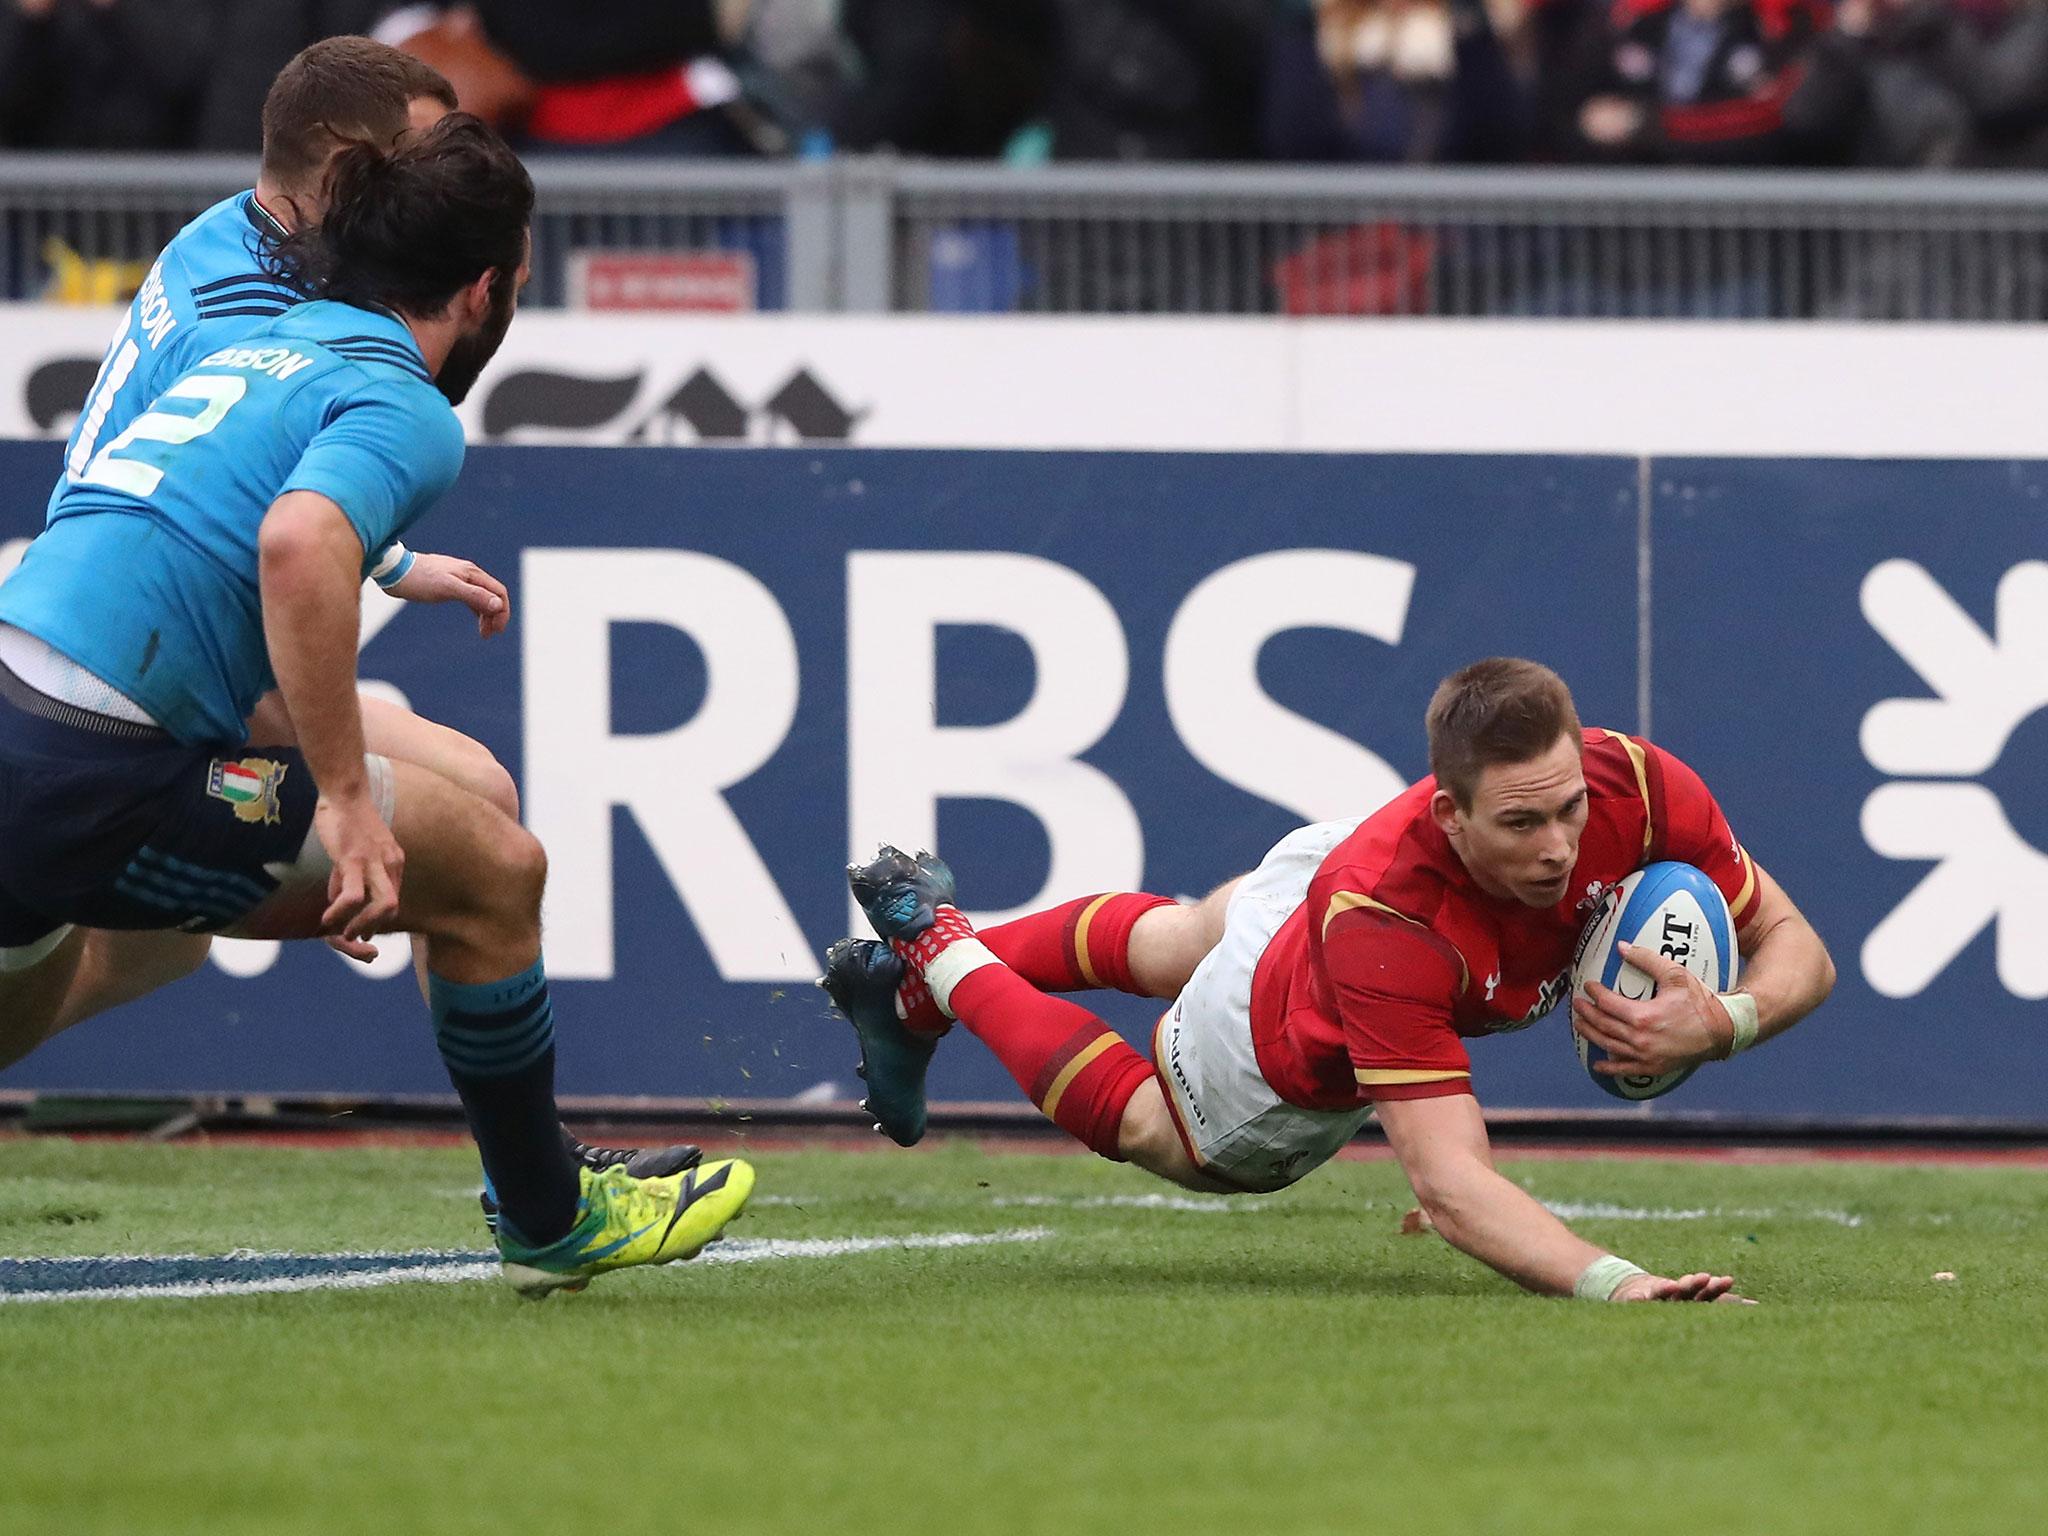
[1, 1138, 2043, 1536]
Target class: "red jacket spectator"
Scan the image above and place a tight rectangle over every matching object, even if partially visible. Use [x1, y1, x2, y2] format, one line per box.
[1563, 0, 1857, 163]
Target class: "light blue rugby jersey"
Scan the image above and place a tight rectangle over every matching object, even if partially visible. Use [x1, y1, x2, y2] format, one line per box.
[54, 192, 299, 509]
[0, 301, 465, 745]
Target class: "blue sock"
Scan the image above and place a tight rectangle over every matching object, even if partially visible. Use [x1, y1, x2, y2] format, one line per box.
[429, 959, 579, 1246]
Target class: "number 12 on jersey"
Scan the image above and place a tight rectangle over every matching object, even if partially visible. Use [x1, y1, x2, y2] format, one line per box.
[79, 375, 248, 499]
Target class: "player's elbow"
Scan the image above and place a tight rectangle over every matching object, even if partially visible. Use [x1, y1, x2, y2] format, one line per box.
[1791, 918, 1837, 1004]
[256, 510, 312, 573]
[1406, 1165, 1487, 1247]
[257, 512, 327, 592]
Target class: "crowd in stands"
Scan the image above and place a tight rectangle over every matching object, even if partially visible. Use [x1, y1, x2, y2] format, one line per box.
[6, 0, 2048, 169]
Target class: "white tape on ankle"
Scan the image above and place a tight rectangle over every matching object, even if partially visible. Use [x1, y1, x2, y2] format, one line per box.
[922, 938, 1000, 1016]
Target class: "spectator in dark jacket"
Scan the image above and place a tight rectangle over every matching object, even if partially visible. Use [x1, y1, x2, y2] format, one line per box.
[1822, 0, 2048, 166]
[443, 1, 750, 155]
[1, 0, 223, 149]
[1048, 0, 1273, 161]
[831, 0, 1061, 156]
[1563, 0, 1857, 164]
[1262, 0, 1530, 163]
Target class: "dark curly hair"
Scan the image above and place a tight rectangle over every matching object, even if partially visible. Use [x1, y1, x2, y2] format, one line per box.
[267, 112, 533, 319]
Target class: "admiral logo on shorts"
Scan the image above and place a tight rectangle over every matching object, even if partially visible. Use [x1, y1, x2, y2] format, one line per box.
[206, 757, 287, 826]
[1166, 1011, 1206, 1128]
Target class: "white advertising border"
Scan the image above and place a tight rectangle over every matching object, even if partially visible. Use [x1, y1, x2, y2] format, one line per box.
[2, 305, 2044, 457]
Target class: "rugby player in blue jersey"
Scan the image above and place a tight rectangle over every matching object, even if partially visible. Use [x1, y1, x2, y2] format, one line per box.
[8, 36, 702, 1197]
[0, 116, 752, 1295]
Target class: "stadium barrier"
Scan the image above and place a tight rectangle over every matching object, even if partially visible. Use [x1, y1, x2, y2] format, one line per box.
[8, 154, 2048, 319]
[2, 439, 2044, 1124]
[10, 308, 2048, 456]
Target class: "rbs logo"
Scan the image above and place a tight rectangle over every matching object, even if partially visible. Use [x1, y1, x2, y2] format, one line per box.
[519, 549, 1419, 982]
[1859, 559, 2048, 1000]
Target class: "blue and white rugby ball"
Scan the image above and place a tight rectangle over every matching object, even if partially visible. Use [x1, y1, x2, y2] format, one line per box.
[1569, 861, 1738, 1102]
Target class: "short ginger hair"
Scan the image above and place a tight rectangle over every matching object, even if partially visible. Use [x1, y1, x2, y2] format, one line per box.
[260, 37, 457, 196]
[1426, 658, 1583, 809]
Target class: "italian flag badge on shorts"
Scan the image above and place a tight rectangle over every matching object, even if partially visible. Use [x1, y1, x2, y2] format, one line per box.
[207, 756, 287, 826]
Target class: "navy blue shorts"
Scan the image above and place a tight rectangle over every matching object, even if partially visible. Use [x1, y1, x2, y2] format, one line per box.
[0, 664, 319, 950]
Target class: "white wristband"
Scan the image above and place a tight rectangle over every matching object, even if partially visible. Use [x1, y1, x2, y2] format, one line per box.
[370, 542, 415, 589]
[1574, 1254, 1647, 1302]
[1719, 992, 1760, 1056]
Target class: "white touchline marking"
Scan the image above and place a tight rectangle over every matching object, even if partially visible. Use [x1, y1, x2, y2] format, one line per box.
[697, 1228, 1052, 1263]
[992, 1193, 1274, 1214]
[0, 1260, 502, 1305]
[1542, 1200, 1865, 1228]
[0, 1228, 1054, 1305]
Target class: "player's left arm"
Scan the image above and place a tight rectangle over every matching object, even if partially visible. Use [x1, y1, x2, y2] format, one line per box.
[1577, 858, 1836, 1076]
[1574, 742, 1836, 1076]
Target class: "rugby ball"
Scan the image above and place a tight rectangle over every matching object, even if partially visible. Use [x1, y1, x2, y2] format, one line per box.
[1570, 861, 1738, 1102]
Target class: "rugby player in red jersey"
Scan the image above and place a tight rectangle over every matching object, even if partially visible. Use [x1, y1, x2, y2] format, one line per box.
[824, 657, 1836, 1303]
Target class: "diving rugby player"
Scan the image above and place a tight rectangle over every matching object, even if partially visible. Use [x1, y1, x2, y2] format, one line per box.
[826, 658, 1834, 1302]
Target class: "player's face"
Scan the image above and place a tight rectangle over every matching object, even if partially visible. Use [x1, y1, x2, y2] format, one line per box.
[1441, 733, 1589, 907]
[435, 236, 530, 406]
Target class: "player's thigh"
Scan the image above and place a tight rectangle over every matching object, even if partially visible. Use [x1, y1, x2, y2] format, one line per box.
[233, 756, 540, 943]
[0, 927, 88, 1069]
[356, 695, 517, 821]
[1128, 875, 1246, 999]
[52, 928, 213, 1033]
[1117, 1078, 1239, 1193]
[246, 689, 517, 821]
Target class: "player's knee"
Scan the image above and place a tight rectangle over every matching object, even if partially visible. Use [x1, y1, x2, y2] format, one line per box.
[1130, 902, 1215, 997]
[1118, 1106, 1176, 1169]
[477, 758, 519, 823]
[1116, 1084, 1186, 1171]
[450, 739, 519, 823]
[498, 826, 548, 911]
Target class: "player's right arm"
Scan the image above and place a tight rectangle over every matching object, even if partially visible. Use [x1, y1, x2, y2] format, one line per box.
[1325, 910, 1743, 1302]
[258, 490, 403, 940]
[257, 378, 462, 938]
[1374, 1094, 1738, 1301]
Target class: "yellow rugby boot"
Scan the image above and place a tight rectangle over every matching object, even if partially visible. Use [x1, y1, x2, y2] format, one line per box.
[497, 1158, 755, 1299]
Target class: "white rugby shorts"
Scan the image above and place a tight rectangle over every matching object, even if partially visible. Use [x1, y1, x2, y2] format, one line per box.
[1153, 817, 1373, 1193]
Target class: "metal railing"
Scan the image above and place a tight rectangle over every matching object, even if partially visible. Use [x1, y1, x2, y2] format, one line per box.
[5, 153, 2048, 320]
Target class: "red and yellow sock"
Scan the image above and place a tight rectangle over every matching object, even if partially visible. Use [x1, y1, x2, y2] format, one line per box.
[893, 907, 1156, 1160]
[891, 892, 1176, 1031]
[983, 892, 1177, 995]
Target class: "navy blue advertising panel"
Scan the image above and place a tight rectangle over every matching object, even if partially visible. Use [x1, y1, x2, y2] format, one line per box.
[1, 443, 1640, 1108]
[1651, 459, 2048, 1119]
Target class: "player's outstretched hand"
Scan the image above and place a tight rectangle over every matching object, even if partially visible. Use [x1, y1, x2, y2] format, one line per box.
[1572, 942, 1731, 1075]
[316, 793, 405, 942]
[389, 552, 511, 638]
[1612, 1270, 1757, 1305]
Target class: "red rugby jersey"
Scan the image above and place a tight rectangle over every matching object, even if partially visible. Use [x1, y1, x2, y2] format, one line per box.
[1247, 729, 1760, 1110]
